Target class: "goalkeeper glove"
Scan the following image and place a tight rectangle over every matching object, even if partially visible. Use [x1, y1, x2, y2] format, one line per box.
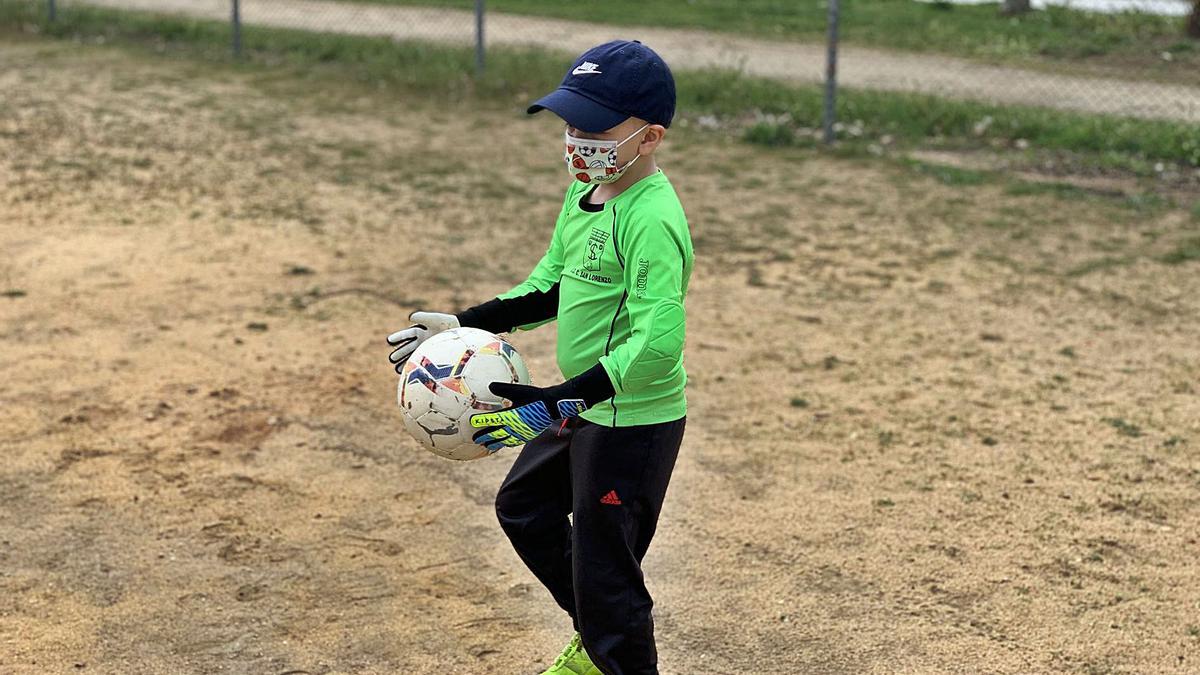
[386, 311, 459, 372]
[469, 364, 615, 452]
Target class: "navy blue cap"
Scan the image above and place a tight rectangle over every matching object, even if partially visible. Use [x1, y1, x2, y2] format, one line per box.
[528, 40, 676, 134]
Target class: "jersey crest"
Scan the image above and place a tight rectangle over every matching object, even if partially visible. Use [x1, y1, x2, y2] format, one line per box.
[583, 227, 610, 272]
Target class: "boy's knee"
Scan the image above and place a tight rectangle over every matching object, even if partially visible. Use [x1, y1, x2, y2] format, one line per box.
[495, 486, 542, 539]
[494, 486, 518, 530]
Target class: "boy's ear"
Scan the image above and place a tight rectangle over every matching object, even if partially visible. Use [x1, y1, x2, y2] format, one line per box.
[639, 124, 667, 155]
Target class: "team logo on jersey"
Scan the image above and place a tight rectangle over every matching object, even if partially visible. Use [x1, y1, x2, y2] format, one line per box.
[583, 227, 609, 272]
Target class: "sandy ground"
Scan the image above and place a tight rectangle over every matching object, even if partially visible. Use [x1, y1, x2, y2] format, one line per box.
[61, 0, 1200, 123]
[2, 38, 1200, 674]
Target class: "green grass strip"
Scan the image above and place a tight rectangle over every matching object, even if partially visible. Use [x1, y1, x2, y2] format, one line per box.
[331, 0, 1197, 64]
[2, 0, 1197, 166]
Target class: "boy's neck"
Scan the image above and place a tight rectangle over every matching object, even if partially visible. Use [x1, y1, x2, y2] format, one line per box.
[589, 156, 658, 204]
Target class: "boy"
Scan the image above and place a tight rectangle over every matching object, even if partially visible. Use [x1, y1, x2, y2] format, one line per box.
[386, 40, 692, 675]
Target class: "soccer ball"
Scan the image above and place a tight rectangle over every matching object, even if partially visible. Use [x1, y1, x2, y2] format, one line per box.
[397, 327, 531, 461]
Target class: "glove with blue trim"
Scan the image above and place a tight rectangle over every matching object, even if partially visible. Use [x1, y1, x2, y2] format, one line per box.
[469, 364, 615, 452]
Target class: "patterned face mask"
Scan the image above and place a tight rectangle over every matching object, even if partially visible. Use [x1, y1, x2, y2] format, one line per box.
[564, 124, 650, 185]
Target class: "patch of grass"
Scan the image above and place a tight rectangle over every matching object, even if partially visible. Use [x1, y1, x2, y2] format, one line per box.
[340, 0, 1197, 68]
[789, 397, 809, 408]
[742, 122, 800, 147]
[3, 2, 569, 99]
[1090, 236, 1132, 253]
[1066, 256, 1137, 277]
[1061, 235, 1200, 275]
[974, 250, 1026, 272]
[715, 80, 1200, 167]
[2, 289, 27, 298]
[3, 1, 1198, 167]
[1102, 417, 1144, 438]
[1121, 192, 1171, 213]
[1159, 238, 1200, 265]
[906, 159, 990, 186]
[1004, 180, 1090, 199]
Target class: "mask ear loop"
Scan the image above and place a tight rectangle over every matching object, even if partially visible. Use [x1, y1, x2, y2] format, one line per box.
[614, 153, 642, 176]
[616, 123, 652, 148]
[610, 124, 651, 176]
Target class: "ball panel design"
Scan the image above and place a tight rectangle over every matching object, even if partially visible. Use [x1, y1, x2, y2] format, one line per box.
[396, 327, 533, 460]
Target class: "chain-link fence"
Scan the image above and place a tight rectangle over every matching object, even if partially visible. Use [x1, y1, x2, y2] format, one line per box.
[29, 0, 1200, 128]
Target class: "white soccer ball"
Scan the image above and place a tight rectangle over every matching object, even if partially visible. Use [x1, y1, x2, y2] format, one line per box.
[397, 327, 532, 461]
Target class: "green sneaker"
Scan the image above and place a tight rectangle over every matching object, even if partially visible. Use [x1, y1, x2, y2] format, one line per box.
[539, 632, 602, 675]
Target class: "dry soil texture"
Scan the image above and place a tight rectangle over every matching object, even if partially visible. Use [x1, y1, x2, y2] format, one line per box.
[2, 38, 1199, 675]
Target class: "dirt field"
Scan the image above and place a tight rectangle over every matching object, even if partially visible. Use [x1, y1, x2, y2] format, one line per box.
[2, 37, 1199, 675]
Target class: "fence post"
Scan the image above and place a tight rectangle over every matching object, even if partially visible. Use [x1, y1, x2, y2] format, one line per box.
[475, 0, 485, 76]
[48, 0, 56, 21]
[822, 0, 840, 145]
[232, 0, 242, 58]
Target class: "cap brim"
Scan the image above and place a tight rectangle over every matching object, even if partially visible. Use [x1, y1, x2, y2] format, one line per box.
[527, 88, 629, 134]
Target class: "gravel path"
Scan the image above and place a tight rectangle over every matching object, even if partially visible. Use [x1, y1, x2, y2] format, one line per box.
[72, 0, 1200, 122]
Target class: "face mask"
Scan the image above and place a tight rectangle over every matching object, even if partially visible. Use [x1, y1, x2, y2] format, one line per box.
[564, 124, 650, 185]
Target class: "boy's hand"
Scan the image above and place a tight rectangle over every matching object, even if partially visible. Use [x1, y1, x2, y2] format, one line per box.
[469, 382, 588, 451]
[386, 311, 459, 372]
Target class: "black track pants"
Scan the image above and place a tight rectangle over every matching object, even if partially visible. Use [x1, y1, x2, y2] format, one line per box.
[495, 415, 686, 675]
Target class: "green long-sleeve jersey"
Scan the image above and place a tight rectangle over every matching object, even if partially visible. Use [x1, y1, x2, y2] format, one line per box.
[498, 170, 693, 427]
